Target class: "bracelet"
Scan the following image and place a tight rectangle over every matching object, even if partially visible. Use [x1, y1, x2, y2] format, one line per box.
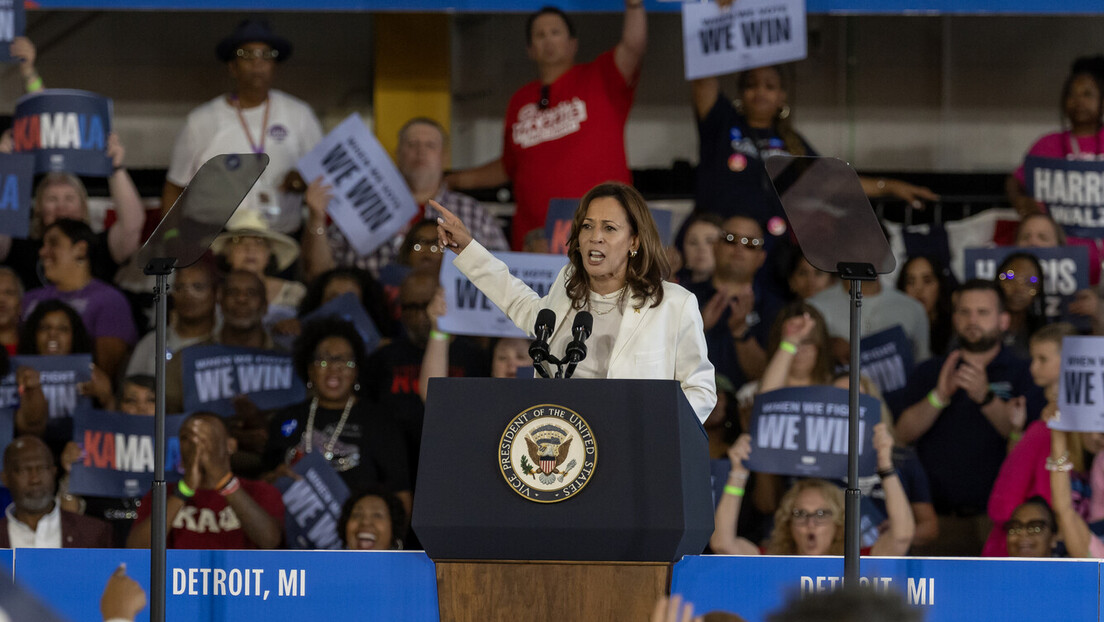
[779, 341, 797, 355]
[877, 467, 897, 480]
[429, 330, 450, 341]
[214, 472, 234, 490]
[876, 178, 887, 190]
[723, 485, 745, 497]
[218, 476, 241, 497]
[927, 390, 945, 410]
[311, 225, 325, 236]
[26, 76, 44, 92]
[1045, 453, 1073, 472]
[177, 480, 196, 498]
[1008, 429, 1023, 443]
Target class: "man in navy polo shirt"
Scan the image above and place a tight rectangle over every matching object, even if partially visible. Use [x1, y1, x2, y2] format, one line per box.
[895, 278, 1043, 556]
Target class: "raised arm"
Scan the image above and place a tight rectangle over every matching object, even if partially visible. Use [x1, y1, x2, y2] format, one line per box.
[614, 0, 647, 83]
[444, 158, 509, 192]
[759, 312, 814, 393]
[300, 177, 337, 280]
[418, 287, 450, 403]
[709, 434, 761, 555]
[1049, 428, 1096, 558]
[870, 423, 915, 556]
[105, 134, 147, 265]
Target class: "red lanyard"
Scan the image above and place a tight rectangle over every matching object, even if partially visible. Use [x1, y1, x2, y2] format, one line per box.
[231, 96, 270, 154]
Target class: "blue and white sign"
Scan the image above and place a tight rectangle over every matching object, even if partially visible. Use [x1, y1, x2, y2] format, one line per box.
[11, 89, 113, 177]
[1053, 335, 1104, 432]
[682, 0, 807, 81]
[438, 251, 568, 338]
[0, 354, 94, 419]
[180, 345, 305, 416]
[276, 451, 351, 550]
[297, 113, 418, 257]
[671, 555, 1100, 622]
[1025, 156, 1104, 239]
[964, 245, 1089, 322]
[14, 548, 441, 622]
[0, 153, 33, 238]
[0, 0, 25, 64]
[859, 325, 913, 400]
[68, 410, 186, 498]
[747, 386, 879, 479]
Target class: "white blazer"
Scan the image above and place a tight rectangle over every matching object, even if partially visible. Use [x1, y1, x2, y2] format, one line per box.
[453, 242, 717, 423]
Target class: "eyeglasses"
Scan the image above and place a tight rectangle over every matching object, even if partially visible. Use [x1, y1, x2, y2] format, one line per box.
[538, 84, 551, 110]
[720, 232, 764, 251]
[1005, 519, 1051, 536]
[313, 357, 356, 370]
[236, 48, 279, 61]
[411, 240, 443, 254]
[998, 270, 1039, 286]
[791, 508, 834, 526]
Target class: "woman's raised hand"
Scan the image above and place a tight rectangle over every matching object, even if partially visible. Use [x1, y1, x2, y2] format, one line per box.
[781, 312, 816, 344]
[433, 201, 473, 253]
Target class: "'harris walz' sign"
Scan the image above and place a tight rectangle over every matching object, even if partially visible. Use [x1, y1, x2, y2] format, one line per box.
[747, 386, 879, 479]
[1025, 156, 1104, 239]
[11, 89, 113, 177]
[181, 345, 305, 416]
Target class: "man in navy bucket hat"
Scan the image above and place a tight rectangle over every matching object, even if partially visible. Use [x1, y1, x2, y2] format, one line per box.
[161, 18, 322, 235]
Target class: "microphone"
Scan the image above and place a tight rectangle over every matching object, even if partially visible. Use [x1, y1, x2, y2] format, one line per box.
[529, 309, 556, 378]
[563, 311, 593, 379]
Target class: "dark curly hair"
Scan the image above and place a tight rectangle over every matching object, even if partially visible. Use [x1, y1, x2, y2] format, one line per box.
[338, 485, 408, 550]
[44, 218, 98, 264]
[298, 267, 396, 339]
[565, 182, 668, 311]
[291, 317, 368, 392]
[17, 299, 93, 355]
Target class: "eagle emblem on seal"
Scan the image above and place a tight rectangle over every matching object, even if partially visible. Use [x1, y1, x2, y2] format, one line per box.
[520, 424, 578, 485]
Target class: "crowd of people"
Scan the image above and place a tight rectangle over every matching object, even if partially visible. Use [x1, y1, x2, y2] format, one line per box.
[0, 2, 1101, 566]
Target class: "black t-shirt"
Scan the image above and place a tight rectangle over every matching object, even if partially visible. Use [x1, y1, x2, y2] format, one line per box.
[264, 399, 412, 494]
[8, 230, 119, 291]
[695, 94, 817, 223]
[685, 279, 783, 390]
[362, 334, 489, 485]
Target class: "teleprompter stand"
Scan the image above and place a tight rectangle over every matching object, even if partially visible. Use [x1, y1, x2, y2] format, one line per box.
[413, 378, 712, 620]
[135, 153, 268, 622]
[765, 155, 896, 587]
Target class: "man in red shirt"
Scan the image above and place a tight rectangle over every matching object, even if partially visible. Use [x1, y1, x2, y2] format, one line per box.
[127, 413, 284, 549]
[448, 3, 647, 250]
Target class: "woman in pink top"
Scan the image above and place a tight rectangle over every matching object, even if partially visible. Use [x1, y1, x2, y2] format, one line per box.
[1007, 56, 1104, 285]
[984, 322, 1104, 555]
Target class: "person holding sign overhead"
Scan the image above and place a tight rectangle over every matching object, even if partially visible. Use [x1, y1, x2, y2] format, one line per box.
[709, 427, 914, 556]
[0, 133, 146, 291]
[446, 4, 647, 250]
[435, 181, 717, 423]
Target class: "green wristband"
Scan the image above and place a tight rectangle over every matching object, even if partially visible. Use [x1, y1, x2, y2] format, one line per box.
[927, 390, 945, 410]
[429, 330, 450, 341]
[177, 480, 196, 498]
[723, 485, 745, 497]
[779, 341, 797, 355]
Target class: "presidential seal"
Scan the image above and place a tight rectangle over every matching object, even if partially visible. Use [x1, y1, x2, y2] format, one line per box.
[499, 404, 596, 503]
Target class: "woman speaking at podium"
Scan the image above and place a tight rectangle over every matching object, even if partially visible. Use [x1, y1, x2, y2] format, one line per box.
[433, 182, 716, 423]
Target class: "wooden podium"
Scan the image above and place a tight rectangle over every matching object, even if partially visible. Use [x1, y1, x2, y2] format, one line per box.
[435, 560, 670, 622]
